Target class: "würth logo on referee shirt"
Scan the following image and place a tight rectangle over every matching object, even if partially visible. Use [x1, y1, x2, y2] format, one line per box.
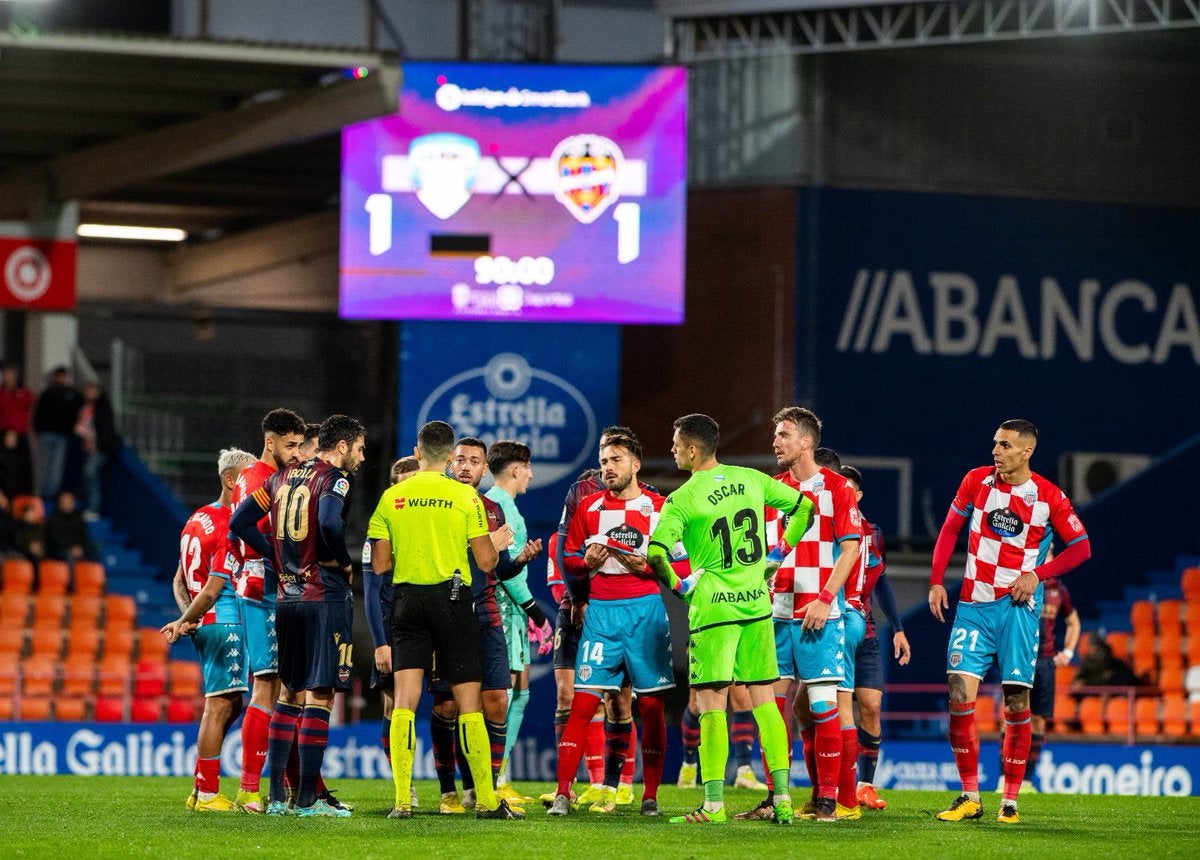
[396, 497, 454, 510]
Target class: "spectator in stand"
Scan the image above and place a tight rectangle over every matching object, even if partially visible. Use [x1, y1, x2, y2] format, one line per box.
[12, 497, 45, 563]
[1072, 632, 1144, 688]
[0, 364, 34, 486]
[32, 366, 81, 499]
[75, 381, 120, 520]
[0, 430, 33, 498]
[45, 489, 89, 561]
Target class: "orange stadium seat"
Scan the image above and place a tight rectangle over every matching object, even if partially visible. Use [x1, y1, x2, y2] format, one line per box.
[1130, 600, 1155, 633]
[60, 663, 95, 698]
[1107, 631, 1131, 662]
[37, 560, 70, 596]
[1, 558, 34, 595]
[28, 627, 62, 660]
[1160, 665, 1185, 696]
[70, 594, 103, 626]
[96, 655, 131, 697]
[0, 697, 12, 720]
[166, 697, 198, 724]
[1135, 697, 1160, 737]
[1159, 600, 1183, 633]
[168, 661, 203, 698]
[1078, 696, 1105, 734]
[1186, 601, 1200, 633]
[1132, 651, 1157, 685]
[1053, 694, 1079, 732]
[103, 628, 135, 661]
[1162, 695, 1188, 737]
[975, 695, 999, 733]
[73, 561, 106, 596]
[1055, 663, 1075, 688]
[133, 660, 166, 698]
[21, 655, 57, 699]
[105, 595, 137, 631]
[1105, 696, 1131, 736]
[1190, 702, 1200, 736]
[137, 628, 169, 664]
[0, 595, 28, 628]
[0, 626, 23, 656]
[1187, 634, 1200, 668]
[32, 594, 66, 629]
[65, 626, 100, 662]
[131, 697, 162, 723]
[19, 696, 52, 721]
[1182, 567, 1200, 602]
[93, 695, 125, 722]
[54, 698, 87, 721]
[1159, 630, 1183, 671]
[0, 652, 18, 698]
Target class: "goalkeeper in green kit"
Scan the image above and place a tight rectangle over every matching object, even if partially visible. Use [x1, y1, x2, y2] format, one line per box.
[648, 414, 814, 825]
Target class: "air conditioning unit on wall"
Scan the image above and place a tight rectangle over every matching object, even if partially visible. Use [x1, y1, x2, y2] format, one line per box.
[1059, 452, 1152, 505]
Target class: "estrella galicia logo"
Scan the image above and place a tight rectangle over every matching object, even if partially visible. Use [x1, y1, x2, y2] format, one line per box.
[987, 506, 1023, 538]
[605, 524, 644, 549]
[418, 352, 597, 490]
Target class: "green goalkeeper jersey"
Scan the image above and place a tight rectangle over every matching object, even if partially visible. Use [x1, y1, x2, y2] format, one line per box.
[650, 463, 806, 631]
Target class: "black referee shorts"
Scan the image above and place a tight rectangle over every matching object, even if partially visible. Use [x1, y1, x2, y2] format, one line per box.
[391, 580, 483, 686]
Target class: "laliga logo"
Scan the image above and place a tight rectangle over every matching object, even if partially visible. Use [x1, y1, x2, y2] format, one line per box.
[418, 353, 596, 489]
[551, 134, 624, 224]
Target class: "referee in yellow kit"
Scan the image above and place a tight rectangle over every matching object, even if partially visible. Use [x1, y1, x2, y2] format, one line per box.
[369, 419, 524, 821]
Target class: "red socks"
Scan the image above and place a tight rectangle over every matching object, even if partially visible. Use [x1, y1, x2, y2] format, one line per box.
[1002, 708, 1032, 800]
[638, 695, 666, 801]
[239, 704, 270, 792]
[949, 701, 980, 792]
[838, 726, 859, 808]
[557, 692, 603, 796]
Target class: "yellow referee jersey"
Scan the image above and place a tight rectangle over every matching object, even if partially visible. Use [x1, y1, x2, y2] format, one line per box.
[368, 470, 488, 586]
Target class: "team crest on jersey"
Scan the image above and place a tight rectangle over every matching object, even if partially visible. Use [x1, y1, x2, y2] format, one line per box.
[987, 506, 1023, 538]
[409, 132, 481, 220]
[578, 664, 593, 681]
[551, 134, 624, 224]
[333, 478, 350, 496]
[1022, 490, 1037, 506]
[639, 500, 653, 517]
[949, 651, 963, 667]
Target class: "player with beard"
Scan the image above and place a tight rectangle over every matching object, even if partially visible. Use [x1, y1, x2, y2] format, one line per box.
[548, 436, 682, 817]
[227, 408, 305, 812]
[230, 414, 366, 817]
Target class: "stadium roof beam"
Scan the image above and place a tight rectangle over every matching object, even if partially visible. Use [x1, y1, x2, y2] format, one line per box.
[0, 68, 398, 220]
[665, 0, 1200, 61]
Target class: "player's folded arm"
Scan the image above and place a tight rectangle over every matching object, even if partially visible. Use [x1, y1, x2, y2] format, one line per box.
[317, 493, 352, 568]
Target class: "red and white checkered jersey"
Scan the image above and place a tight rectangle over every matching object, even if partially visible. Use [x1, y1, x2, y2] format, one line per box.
[179, 502, 235, 627]
[546, 531, 563, 588]
[952, 466, 1087, 604]
[843, 527, 870, 613]
[565, 489, 666, 601]
[232, 458, 275, 602]
[766, 467, 863, 621]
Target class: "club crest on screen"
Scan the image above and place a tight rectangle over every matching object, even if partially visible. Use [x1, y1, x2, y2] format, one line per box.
[409, 133, 481, 220]
[551, 134, 624, 224]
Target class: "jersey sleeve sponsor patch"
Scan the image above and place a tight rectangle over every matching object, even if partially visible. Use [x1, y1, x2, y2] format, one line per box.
[332, 477, 350, 497]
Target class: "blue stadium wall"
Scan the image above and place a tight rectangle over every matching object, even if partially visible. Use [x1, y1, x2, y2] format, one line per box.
[798, 185, 1200, 549]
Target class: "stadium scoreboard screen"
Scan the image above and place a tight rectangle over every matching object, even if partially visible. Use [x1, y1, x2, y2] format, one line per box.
[339, 62, 687, 324]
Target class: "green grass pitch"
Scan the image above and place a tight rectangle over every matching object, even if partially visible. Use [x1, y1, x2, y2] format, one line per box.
[6, 777, 1200, 858]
